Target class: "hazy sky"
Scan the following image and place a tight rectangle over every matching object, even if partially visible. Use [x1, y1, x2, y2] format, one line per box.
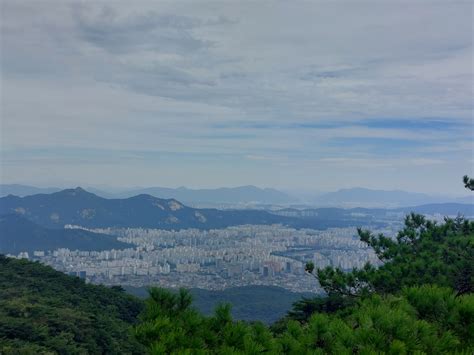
[1, 1, 473, 194]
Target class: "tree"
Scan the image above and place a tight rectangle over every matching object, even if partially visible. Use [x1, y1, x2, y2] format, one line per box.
[0, 256, 145, 354]
[135, 286, 473, 353]
[133, 287, 280, 353]
[306, 176, 474, 299]
[309, 213, 474, 299]
[463, 175, 474, 191]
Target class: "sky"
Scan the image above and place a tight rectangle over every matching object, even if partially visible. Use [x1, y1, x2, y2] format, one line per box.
[1, 0, 473, 195]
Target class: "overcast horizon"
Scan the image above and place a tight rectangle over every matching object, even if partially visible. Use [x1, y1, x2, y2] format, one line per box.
[1, 1, 473, 195]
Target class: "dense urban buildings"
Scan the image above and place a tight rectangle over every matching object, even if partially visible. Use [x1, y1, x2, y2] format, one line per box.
[10, 224, 399, 293]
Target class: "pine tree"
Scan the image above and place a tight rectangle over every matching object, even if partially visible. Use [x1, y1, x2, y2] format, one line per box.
[463, 175, 474, 191]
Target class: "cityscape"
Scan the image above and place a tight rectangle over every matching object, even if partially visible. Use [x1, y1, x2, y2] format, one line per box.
[12, 223, 400, 293]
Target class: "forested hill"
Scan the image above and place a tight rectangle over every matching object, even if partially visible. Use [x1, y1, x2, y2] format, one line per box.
[0, 187, 290, 229]
[0, 255, 144, 354]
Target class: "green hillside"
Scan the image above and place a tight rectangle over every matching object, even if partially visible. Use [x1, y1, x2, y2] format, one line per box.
[0, 256, 144, 354]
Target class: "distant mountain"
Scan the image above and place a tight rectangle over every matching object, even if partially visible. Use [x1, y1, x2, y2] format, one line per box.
[0, 187, 292, 230]
[0, 184, 61, 197]
[1, 184, 295, 205]
[4, 184, 471, 208]
[117, 185, 295, 204]
[2, 187, 469, 233]
[455, 195, 474, 204]
[0, 184, 114, 198]
[125, 285, 315, 324]
[0, 214, 132, 254]
[314, 187, 471, 208]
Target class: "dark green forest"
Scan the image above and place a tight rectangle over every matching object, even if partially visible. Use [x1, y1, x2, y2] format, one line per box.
[0, 256, 145, 354]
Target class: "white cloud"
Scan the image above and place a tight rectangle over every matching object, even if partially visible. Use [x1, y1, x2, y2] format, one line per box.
[1, 0, 472, 194]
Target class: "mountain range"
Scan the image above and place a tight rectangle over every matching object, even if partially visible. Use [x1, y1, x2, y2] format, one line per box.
[1, 187, 472, 236]
[313, 187, 472, 208]
[0, 187, 290, 230]
[0, 184, 294, 205]
[2, 184, 470, 207]
[0, 184, 63, 197]
[115, 185, 295, 204]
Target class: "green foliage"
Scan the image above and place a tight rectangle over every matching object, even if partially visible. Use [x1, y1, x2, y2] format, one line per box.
[134, 286, 473, 353]
[463, 175, 474, 191]
[0, 255, 145, 354]
[133, 287, 280, 354]
[315, 213, 474, 297]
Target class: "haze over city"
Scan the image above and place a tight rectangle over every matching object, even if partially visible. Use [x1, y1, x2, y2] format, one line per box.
[1, 1, 472, 195]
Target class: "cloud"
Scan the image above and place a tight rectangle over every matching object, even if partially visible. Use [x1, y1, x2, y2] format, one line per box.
[73, 6, 215, 54]
[1, 0, 472, 194]
[318, 157, 445, 168]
